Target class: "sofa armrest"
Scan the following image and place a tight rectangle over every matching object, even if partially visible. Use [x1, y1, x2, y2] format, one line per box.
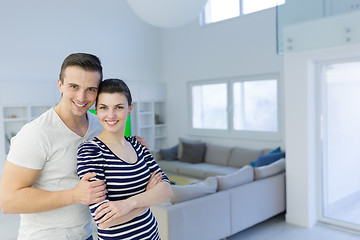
[151, 191, 231, 240]
[227, 173, 286, 235]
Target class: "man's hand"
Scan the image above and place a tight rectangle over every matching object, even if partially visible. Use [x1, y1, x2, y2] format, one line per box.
[73, 172, 106, 205]
[135, 136, 149, 149]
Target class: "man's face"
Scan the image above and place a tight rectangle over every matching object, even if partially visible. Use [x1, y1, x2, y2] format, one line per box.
[58, 66, 101, 117]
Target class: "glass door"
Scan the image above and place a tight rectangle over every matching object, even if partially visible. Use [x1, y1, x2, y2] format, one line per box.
[319, 60, 360, 232]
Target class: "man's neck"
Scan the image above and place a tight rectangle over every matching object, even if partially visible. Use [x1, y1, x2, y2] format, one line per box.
[53, 104, 89, 137]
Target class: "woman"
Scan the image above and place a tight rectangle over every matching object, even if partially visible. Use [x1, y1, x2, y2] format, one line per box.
[77, 79, 172, 240]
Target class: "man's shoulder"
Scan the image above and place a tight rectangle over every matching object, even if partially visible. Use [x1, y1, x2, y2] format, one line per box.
[31, 108, 56, 127]
[17, 109, 53, 137]
[87, 111, 102, 135]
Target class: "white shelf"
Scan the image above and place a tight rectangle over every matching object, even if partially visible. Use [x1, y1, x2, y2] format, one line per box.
[4, 117, 29, 122]
[140, 125, 153, 129]
[1, 104, 53, 161]
[139, 111, 153, 115]
[155, 135, 167, 139]
[130, 89, 167, 151]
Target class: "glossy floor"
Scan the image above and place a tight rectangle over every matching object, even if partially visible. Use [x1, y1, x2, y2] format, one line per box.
[1, 212, 359, 240]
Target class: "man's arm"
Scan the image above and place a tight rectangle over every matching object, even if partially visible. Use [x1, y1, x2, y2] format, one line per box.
[0, 161, 106, 214]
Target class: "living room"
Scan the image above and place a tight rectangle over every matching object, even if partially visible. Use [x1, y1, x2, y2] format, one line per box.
[1, 0, 360, 239]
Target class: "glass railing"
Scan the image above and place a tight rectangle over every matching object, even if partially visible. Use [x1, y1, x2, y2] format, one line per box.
[277, 0, 360, 54]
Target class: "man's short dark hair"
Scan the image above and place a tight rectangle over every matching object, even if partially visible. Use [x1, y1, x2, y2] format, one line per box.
[59, 53, 103, 83]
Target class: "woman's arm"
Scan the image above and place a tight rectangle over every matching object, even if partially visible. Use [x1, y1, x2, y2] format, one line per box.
[95, 171, 170, 228]
[94, 137, 172, 227]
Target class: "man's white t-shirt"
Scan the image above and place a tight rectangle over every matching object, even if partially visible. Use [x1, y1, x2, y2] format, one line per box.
[7, 108, 102, 240]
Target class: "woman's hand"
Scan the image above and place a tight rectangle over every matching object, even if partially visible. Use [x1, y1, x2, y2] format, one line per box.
[94, 171, 162, 225]
[146, 171, 162, 191]
[94, 200, 134, 225]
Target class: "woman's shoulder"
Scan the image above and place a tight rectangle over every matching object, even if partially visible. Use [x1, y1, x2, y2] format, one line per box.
[78, 137, 103, 151]
[125, 136, 137, 145]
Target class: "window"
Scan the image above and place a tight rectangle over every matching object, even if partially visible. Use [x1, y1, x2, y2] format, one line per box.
[192, 83, 227, 129]
[189, 74, 280, 140]
[233, 80, 277, 132]
[202, 0, 285, 24]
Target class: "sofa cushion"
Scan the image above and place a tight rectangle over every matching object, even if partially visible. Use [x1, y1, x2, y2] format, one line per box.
[170, 176, 218, 204]
[215, 165, 254, 191]
[177, 163, 239, 179]
[254, 158, 285, 180]
[177, 138, 202, 160]
[204, 166, 239, 178]
[157, 160, 191, 175]
[204, 143, 232, 166]
[180, 141, 206, 163]
[177, 163, 214, 179]
[227, 147, 262, 168]
[159, 144, 179, 160]
[252, 151, 285, 167]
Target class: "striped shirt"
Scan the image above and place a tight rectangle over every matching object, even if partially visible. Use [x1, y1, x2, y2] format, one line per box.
[77, 136, 169, 240]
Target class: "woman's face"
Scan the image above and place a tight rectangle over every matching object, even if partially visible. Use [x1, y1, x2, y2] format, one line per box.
[96, 92, 132, 134]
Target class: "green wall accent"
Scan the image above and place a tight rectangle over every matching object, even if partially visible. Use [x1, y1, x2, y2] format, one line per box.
[89, 110, 131, 136]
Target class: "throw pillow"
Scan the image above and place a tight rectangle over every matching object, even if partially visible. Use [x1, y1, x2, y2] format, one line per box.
[204, 143, 231, 166]
[170, 177, 218, 204]
[227, 147, 262, 168]
[254, 158, 285, 180]
[269, 147, 281, 153]
[177, 138, 201, 160]
[215, 165, 254, 191]
[159, 144, 179, 160]
[253, 151, 285, 167]
[251, 147, 282, 166]
[180, 141, 206, 163]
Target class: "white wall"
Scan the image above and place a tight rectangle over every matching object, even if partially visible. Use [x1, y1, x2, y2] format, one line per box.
[284, 11, 360, 228]
[0, 0, 163, 105]
[161, 8, 283, 149]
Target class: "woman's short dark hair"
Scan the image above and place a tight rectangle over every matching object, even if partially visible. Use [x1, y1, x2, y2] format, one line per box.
[96, 79, 132, 107]
[59, 53, 103, 83]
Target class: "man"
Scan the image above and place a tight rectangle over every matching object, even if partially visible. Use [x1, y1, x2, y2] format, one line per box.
[0, 53, 108, 240]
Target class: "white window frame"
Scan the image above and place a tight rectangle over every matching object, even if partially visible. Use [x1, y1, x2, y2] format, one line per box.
[188, 78, 230, 136]
[188, 73, 282, 141]
[200, 0, 285, 25]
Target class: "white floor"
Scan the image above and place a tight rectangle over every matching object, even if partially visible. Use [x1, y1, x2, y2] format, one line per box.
[328, 191, 360, 226]
[228, 213, 360, 240]
[1, 212, 360, 240]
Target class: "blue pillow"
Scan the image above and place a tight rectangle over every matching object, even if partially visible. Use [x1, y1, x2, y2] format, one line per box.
[269, 147, 281, 153]
[250, 147, 281, 167]
[253, 151, 285, 167]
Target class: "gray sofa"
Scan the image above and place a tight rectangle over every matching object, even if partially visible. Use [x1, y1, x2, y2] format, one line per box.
[151, 139, 286, 240]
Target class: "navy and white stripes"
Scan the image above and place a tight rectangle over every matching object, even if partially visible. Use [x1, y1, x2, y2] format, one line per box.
[77, 136, 169, 240]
